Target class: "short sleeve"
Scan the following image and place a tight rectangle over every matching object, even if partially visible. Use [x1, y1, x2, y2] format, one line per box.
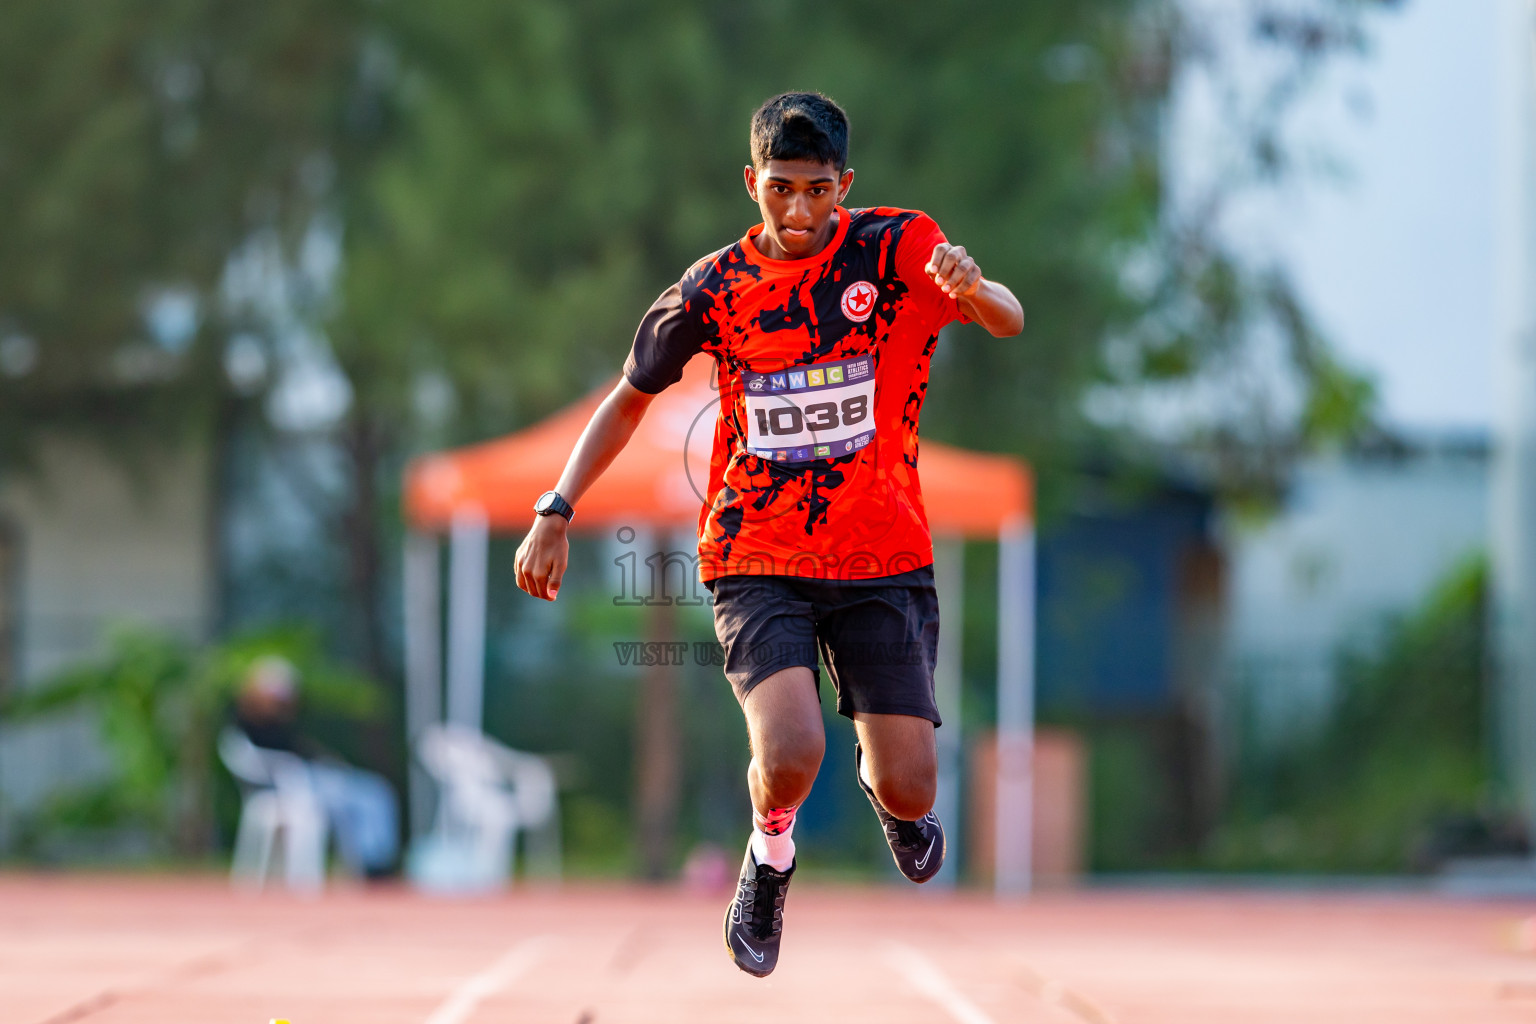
[895, 212, 969, 327]
[623, 280, 706, 394]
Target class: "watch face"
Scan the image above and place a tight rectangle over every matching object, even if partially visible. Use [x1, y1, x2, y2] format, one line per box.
[535, 492, 556, 513]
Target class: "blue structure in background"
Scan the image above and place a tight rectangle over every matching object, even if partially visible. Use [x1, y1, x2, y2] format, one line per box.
[1036, 482, 1220, 718]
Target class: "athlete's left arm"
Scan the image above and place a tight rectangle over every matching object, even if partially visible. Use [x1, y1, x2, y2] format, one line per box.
[925, 242, 1025, 337]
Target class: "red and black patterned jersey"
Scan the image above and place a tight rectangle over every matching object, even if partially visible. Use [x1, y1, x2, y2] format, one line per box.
[623, 206, 966, 582]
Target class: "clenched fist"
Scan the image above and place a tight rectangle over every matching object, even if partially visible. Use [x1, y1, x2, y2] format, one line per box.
[514, 515, 568, 601]
[925, 243, 983, 298]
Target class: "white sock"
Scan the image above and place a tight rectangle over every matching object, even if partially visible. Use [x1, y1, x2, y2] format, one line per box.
[859, 749, 874, 789]
[751, 819, 796, 871]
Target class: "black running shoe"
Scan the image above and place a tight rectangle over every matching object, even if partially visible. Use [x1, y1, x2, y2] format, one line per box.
[723, 840, 794, 977]
[855, 742, 945, 883]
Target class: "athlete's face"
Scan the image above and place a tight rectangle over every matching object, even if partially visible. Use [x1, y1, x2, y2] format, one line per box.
[744, 158, 854, 261]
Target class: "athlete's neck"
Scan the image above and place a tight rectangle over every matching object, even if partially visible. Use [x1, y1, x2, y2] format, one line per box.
[752, 210, 840, 262]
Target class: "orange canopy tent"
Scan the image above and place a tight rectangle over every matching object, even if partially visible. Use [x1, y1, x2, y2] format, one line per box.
[400, 354, 1038, 894]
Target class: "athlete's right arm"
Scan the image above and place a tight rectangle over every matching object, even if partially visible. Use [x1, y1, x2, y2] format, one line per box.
[513, 377, 658, 601]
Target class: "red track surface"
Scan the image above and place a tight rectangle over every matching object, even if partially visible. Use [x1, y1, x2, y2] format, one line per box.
[7, 874, 1536, 1023]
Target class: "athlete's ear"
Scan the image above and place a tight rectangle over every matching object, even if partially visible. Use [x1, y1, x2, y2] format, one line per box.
[744, 164, 760, 203]
[837, 167, 854, 203]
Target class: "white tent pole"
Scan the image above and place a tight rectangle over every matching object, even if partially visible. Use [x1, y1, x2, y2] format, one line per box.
[994, 517, 1035, 897]
[931, 536, 964, 890]
[446, 507, 489, 732]
[402, 529, 442, 840]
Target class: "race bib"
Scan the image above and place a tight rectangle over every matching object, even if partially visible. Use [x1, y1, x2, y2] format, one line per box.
[741, 355, 876, 464]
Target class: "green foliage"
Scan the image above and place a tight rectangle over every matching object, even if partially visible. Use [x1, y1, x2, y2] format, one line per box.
[1085, 725, 1169, 872]
[6, 631, 191, 829]
[0, 0, 1383, 470]
[0, 0, 375, 470]
[346, 1, 1178, 447]
[2, 624, 378, 855]
[1331, 558, 1486, 760]
[1207, 557, 1490, 872]
[1266, 272, 1378, 448]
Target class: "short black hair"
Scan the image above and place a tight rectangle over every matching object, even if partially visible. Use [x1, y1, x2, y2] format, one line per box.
[749, 92, 849, 171]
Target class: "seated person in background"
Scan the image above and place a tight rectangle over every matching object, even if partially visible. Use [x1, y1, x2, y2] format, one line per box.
[234, 655, 400, 879]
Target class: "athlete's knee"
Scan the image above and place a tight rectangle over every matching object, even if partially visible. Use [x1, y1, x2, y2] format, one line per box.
[871, 764, 936, 821]
[758, 758, 820, 806]
[755, 729, 825, 803]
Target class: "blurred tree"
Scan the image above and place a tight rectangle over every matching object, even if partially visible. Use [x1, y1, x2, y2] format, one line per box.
[0, 0, 400, 685]
[0, 0, 376, 466]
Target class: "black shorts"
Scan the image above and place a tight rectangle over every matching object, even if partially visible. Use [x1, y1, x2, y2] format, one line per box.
[706, 565, 941, 726]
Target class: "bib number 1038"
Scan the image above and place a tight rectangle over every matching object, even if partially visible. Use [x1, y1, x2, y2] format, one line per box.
[741, 355, 877, 463]
[752, 393, 868, 436]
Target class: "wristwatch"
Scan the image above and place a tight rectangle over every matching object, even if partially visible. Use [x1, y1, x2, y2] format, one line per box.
[533, 490, 574, 522]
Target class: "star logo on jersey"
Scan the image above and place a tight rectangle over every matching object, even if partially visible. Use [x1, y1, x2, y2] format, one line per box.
[840, 280, 878, 322]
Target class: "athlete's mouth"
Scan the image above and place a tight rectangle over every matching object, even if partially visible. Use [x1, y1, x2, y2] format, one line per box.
[781, 227, 812, 241]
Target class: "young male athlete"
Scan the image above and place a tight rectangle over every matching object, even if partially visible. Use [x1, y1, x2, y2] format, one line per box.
[513, 92, 1024, 976]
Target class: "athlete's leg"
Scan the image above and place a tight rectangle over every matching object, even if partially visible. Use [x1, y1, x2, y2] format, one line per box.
[724, 664, 821, 977]
[812, 568, 946, 882]
[744, 665, 825, 813]
[712, 574, 822, 976]
[852, 711, 936, 822]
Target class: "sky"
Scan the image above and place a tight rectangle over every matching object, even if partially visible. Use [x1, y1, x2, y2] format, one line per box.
[1176, 0, 1502, 433]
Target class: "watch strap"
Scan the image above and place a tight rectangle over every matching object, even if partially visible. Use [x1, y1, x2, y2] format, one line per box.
[534, 490, 574, 522]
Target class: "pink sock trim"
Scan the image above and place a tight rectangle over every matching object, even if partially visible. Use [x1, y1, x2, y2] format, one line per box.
[753, 805, 798, 836]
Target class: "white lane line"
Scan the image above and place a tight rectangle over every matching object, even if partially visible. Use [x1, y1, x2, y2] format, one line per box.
[885, 942, 997, 1024]
[1015, 959, 1119, 1024]
[423, 936, 548, 1024]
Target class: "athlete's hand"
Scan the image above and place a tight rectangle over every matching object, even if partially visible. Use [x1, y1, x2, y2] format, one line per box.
[515, 514, 569, 601]
[925, 243, 983, 299]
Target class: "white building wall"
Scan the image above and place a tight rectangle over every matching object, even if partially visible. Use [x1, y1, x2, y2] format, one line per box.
[0, 437, 213, 818]
[1223, 447, 1488, 744]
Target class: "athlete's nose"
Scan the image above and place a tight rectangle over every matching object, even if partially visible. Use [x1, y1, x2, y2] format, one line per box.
[784, 193, 813, 229]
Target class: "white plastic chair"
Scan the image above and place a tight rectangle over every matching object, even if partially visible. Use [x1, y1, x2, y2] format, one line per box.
[219, 727, 329, 893]
[411, 723, 560, 892]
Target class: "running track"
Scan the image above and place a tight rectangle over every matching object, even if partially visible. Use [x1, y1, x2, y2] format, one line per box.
[8, 875, 1536, 1023]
